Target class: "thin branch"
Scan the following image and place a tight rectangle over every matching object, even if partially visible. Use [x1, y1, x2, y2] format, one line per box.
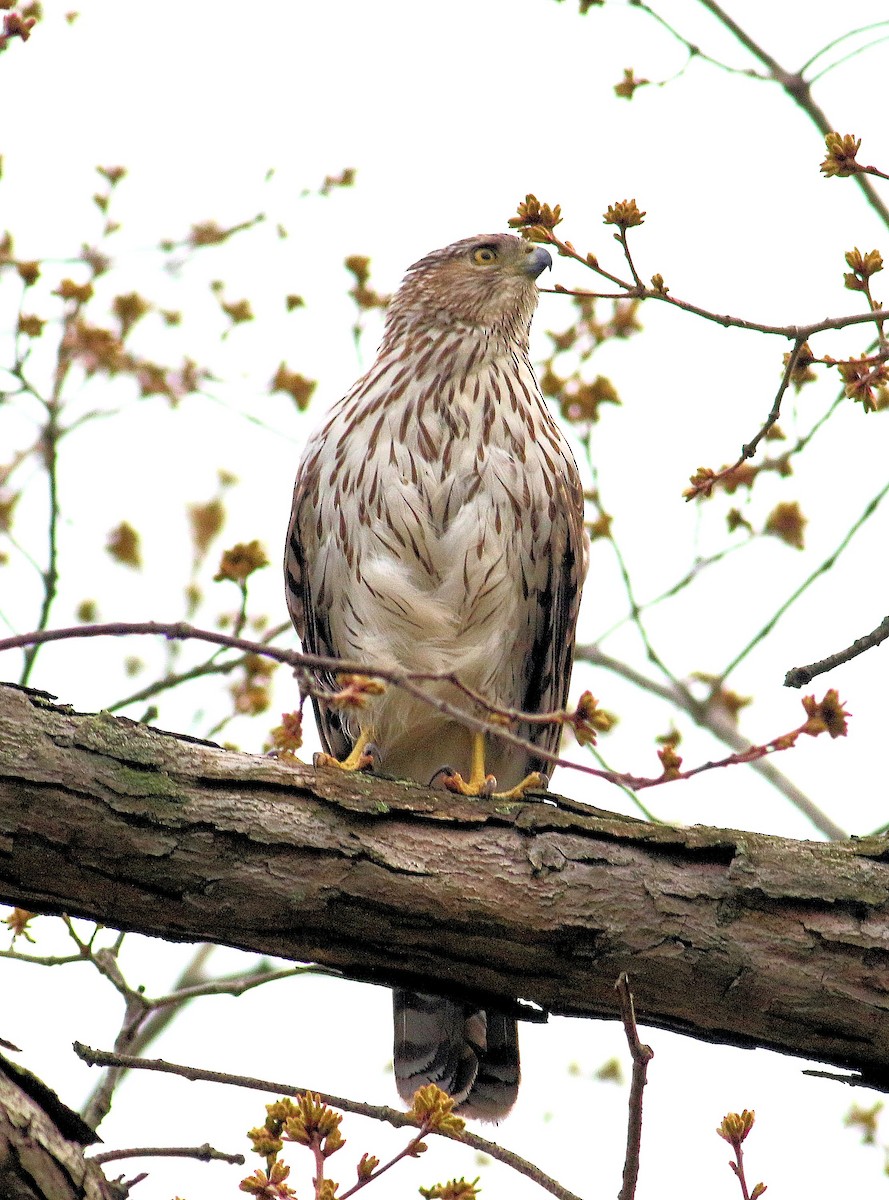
[684, 337, 804, 499]
[0, 621, 588, 774]
[90, 1142, 245, 1167]
[18, 396, 61, 686]
[784, 614, 889, 689]
[73, 1044, 584, 1200]
[0, 619, 840, 797]
[0, 948, 84, 966]
[106, 650, 248, 713]
[0, 620, 852, 806]
[149, 964, 320, 1009]
[582, 438, 689, 700]
[695, 0, 889, 229]
[616, 974, 654, 1200]
[717, 476, 889, 686]
[338, 1128, 428, 1200]
[577, 643, 847, 840]
[590, 543, 747, 646]
[809, 34, 889, 86]
[585, 744, 661, 824]
[798, 20, 889, 75]
[546, 281, 889, 341]
[616, 226, 642, 289]
[631, 1, 769, 80]
[541, 225, 889, 337]
[81, 943, 216, 1127]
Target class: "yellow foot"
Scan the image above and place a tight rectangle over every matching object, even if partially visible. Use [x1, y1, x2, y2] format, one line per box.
[435, 733, 548, 799]
[440, 768, 498, 798]
[314, 730, 377, 773]
[492, 771, 548, 801]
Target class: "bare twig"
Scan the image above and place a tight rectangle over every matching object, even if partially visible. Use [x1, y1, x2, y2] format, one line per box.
[799, 20, 889, 75]
[90, 1142, 245, 1167]
[695, 0, 889, 229]
[0, 620, 585, 772]
[18, 394, 61, 686]
[684, 337, 804, 499]
[785, 614, 889, 688]
[717, 476, 889, 686]
[0, 949, 84, 966]
[631, 0, 769, 80]
[73, 1044, 584, 1200]
[150, 963, 320, 1009]
[577, 643, 847, 840]
[80, 946, 312, 1125]
[104, 636, 282, 713]
[616, 974, 654, 1200]
[583, 447, 687, 698]
[545, 272, 889, 341]
[808, 33, 889, 87]
[0, 620, 850, 798]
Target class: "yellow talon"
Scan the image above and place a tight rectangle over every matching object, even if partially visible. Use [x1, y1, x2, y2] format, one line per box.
[491, 770, 547, 800]
[315, 729, 376, 773]
[441, 733, 547, 799]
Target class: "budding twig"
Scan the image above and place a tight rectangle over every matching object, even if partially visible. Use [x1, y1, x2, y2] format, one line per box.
[73, 1044, 584, 1200]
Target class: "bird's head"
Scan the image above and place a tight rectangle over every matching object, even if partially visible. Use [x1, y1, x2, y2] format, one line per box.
[387, 233, 552, 335]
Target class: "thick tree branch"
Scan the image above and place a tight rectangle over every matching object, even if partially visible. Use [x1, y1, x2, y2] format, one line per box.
[2, 684, 889, 1088]
[0, 1053, 114, 1199]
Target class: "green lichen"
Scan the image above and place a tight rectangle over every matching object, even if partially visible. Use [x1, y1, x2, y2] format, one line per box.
[106, 762, 180, 801]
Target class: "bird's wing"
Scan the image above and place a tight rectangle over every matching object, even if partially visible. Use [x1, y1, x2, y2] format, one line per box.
[518, 448, 587, 775]
[284, 455, 352, 762]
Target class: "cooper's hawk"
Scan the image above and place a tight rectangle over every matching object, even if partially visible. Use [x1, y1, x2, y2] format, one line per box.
[284, 232, 586, 1118]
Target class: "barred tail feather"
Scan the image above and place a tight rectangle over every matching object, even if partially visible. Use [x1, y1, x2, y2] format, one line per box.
[392, 989, 519, 1120]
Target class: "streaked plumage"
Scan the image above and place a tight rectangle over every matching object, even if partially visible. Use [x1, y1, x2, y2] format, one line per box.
[284, 233, 586, 1117]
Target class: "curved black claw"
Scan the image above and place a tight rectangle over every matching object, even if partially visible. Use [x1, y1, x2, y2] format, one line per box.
[363, 741, 382, 771]
[428, 765, 457, 789]
[428, 767, 498, 797]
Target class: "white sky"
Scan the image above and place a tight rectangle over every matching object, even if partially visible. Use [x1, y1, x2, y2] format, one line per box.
[3, 1, 889, 1197]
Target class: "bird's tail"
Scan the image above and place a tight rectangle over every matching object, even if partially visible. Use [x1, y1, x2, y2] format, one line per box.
[392, 989, 519, 1120]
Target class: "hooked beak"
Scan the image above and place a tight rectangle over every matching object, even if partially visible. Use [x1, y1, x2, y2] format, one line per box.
[523, 246, 553, 279]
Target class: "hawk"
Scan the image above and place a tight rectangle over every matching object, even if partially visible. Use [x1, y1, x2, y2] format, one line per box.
[284, 232, 586, 1118]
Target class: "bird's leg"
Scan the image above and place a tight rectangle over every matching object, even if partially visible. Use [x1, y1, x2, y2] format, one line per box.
[314, 729, 378, 773]
[440, 732, 547, 800]
[439, 731, 497, 797]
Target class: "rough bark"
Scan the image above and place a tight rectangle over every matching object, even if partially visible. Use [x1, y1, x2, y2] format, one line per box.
[2, 682, 889, 1087]
[0, 1055, 113, 1199]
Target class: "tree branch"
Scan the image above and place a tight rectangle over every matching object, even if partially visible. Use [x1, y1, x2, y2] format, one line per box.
[575, 644, 847, 840]
[2, 683, 889, 1088]
[74, 1045, 583, 1200]
[784, 614, 889, 688]
[0, 1055, 114, 1199]
[696, 0, 889, 228]
[90, 1142, 245, 1167]
[616, 974, 653, 1200]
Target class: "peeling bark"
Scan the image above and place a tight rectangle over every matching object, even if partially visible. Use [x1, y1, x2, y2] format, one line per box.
[2, 682, 889, 1087]
[0, 1054, 113, 1199]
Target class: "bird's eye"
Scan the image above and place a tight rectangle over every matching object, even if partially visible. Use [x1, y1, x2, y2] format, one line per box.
[472, 246, 498, 265]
